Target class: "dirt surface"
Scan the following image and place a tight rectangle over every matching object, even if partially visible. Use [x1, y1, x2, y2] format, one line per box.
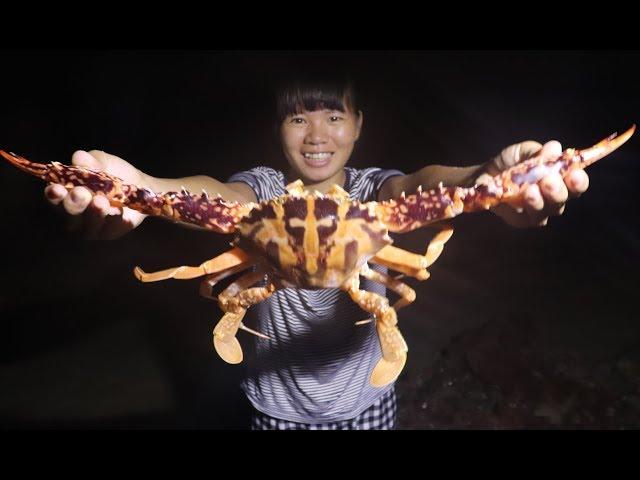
[396, 314, 640, 429]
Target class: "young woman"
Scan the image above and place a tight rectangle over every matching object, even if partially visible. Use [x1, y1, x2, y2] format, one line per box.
[43, 74, 588, 429]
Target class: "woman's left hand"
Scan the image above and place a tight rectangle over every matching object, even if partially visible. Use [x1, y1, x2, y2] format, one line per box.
[476, 140, 590, 228]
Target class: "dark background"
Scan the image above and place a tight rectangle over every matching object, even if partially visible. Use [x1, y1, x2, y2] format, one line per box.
[0, 50, 638, 429]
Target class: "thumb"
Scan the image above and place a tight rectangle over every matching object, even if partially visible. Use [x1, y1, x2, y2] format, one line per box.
[71, 149, 106, 171]
[489, 140, 543, 175]
[72, 149, 143, 185]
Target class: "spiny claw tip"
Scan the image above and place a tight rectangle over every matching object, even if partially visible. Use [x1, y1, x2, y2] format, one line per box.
[621, 124, 636, 139]
[608, 124, 636, 143]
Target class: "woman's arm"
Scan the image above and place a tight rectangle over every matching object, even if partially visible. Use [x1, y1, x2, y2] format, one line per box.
[45, 149, 257, 239]
[378, 164, 485, 201]
[377, 139, 589, 228]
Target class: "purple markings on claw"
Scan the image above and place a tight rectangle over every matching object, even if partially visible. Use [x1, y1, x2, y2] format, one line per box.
[345, 203, 376, 222]
[162, 191, 238, 231]
[124, 186, 165, 212]
[81, 173, 114, 195]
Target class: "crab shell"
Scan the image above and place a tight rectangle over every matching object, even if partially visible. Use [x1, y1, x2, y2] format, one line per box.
[236, 182, 392, 288]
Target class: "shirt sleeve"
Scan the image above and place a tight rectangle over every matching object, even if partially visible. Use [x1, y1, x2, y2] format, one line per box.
[348, 167, 405, 202]
[227, 167, 286, 202]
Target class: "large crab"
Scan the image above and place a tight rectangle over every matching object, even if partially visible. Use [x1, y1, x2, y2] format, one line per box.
[1, 126, 635, 387]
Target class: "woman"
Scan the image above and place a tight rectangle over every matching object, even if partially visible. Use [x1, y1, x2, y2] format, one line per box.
[43, 73, 587, 429]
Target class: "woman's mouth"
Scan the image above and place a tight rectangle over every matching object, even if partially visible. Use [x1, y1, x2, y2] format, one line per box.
[302, 152, 333, 168]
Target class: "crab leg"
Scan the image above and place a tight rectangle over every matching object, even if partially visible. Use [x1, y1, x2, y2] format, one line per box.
[360, 263, 416, 311]
[199, 261, 258, 301]
[133, 246, 252, 283]
[371, 224, 455, 280]
[377, 126, 635, 233]
[343, 273, 408, 388]
[354, 263, 417, 326]
[0, 150, 254, 233]
[213, 270, 276, 364]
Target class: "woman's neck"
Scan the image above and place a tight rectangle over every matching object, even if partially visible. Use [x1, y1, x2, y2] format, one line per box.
[285, 168, 346, 194]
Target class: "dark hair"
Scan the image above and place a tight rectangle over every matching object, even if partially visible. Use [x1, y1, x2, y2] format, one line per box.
[275, 70, 359, 125]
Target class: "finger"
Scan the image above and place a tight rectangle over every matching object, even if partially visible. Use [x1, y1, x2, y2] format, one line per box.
[492, 188, 550, 228]
[519, 184, 552, 226]
[523, 200, 550, 226]
[44, 184, 68, 206]
[491, 203, 537, 229]
[62, 186, 93, 215]
[539, 173, 569, 216]
[100, 207, 137, 240]
[526, 212, 549, 227]
[565, 169, 589, 198]
[523, 184, 544, 212]
[72, 150, 104, 170]
[83, 195, 111, 239]
[539, 140, 563, 161]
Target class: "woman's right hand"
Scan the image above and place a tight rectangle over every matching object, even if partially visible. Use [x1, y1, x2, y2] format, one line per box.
[45, 150, 148, 239]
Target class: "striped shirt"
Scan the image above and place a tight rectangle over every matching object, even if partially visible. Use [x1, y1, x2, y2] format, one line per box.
[228, 166, 404, 424]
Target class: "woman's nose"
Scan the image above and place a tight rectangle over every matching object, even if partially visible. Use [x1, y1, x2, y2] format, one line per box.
[305, 122, 328, 144]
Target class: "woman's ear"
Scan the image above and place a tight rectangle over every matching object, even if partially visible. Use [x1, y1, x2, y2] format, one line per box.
[355, 110, 364, 141]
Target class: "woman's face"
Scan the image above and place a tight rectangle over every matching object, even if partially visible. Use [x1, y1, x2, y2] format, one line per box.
[280, 106, 362, 184]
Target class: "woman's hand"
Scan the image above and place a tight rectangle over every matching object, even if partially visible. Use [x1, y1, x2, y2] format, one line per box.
[44, 150, 148, 239]
[476, 140, 590, 228]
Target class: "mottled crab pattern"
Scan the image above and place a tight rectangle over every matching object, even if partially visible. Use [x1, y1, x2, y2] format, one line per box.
[1, 126, 635, 387]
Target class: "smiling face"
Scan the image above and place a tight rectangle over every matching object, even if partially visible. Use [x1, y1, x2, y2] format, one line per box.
[280, 106, 363, 184]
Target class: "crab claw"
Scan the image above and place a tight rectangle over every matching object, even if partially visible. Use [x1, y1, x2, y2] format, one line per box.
[577, 124, 636, 167]
[1, 150, 49, 177]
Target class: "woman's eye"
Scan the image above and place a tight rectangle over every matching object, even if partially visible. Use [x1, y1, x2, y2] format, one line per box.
[329, 116, 343, 122]
[290, 117, 305, 124]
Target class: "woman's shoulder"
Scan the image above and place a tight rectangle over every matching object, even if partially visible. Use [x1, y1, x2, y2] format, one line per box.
[345, 167, 405, 202]
[229, 166, 285, 181]
[227, 167, 286, 202]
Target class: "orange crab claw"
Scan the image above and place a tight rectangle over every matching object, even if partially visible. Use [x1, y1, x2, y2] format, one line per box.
[377, 125, 636, 233]
[0, 150, 49, 177]
[577, 124, 635, 167]
[2, 148, 253, 234]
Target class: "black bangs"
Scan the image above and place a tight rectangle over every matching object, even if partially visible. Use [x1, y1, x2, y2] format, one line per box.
[276, 74, 358, 124]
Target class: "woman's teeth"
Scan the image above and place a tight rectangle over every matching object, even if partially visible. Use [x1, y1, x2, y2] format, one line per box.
[303, 152, 332, 160]
[303, 152, 333, 167]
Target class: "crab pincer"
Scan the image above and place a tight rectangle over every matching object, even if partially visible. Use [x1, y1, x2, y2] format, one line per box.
[464, 124, 636, 212]
[0, 150, 254, 233]
[376, 125, 636, 233]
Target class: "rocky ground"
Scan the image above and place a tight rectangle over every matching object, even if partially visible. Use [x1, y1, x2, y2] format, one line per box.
[395, 314, 640, 429]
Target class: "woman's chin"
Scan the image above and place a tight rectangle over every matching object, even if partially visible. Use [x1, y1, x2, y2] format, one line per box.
[303, 156, 332, 169]
[298, 165, 336, 183]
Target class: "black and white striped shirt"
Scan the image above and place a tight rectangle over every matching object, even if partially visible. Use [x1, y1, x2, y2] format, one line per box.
[228, 166, 404, 423]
